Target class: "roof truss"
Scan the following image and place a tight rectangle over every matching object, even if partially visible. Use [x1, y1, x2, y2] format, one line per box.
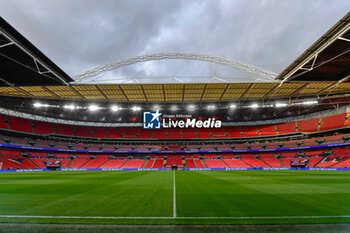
[0, 82, 348, 103]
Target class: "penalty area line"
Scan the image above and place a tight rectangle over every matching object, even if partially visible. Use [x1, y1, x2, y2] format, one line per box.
[0, 215, 350, 220]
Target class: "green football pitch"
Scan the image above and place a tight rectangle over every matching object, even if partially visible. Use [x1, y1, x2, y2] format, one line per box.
[0, 170, 350, 225]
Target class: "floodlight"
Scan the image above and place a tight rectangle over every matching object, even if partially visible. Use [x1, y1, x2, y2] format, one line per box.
[207, 105, 216, 110]
[63, 104, 75, 110]
[152, 105, 161, 111]
[276, 103, 288, 108]
[88, 104, 100, 111]
[131, 106, 141, 112]
[111, 105, 120, 112]
[229, 104, 236, 109]
[187, 105, 196, 111]
[33, 102, 50, 108]
[33, 102, 42, 108]
[250, 103, 259, 109]
[303, 100, 318, 105]
[170, 105, 178, 111]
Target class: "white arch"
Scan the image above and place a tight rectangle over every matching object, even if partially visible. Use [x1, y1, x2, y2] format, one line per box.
[72, 52, 278, 83]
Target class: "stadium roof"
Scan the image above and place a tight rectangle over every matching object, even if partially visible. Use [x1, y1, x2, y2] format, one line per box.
[0, 14, 349, 103]
[0, 17, 73, 87]
[0, 82, 349, 102]
[276, 12, 350, 83]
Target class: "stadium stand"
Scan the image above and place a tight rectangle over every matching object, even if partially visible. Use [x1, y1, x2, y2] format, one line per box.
[204, 159, 227, 168]
[280, 157, 324, 168]
[6, 116, 33, 133]
[69, 158, 90, 169]
[276, 122, 296, 135]
[239, 126, 260, 137]
[0, 113, 349, 140]
[122, 159, 146, 168]
[90, 127, 109, 138]
[144, 159, 155, 168]
[33, 121, 54, 134]
[82, 158, 108, 168]
[223, 159, 251, 168]
[242, 158, 269, 168]
[166, 158, 183, 168]
[297, 118, 320, 132]
[106, 128, 124, 138]
[332, 157, 350, 168]
[99, 159, 126, 169]
[319, 113, 347, 131]
[182, 128, 197, 139]
[195, 159, 205, 168]
[0, 157, 22, 169]
[0, 111, 349, 170]
[0, 142, 347, 170]
[261, 157, 282, 168]
[54, 124, 74, 136]
[185, 159, 197, 168]
[74, 126, 92, 137]
[152, 159, 164, 168]
[30, 158, 70, 168]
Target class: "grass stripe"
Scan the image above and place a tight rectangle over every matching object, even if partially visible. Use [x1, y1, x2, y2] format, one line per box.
[0, 215, 350, 220]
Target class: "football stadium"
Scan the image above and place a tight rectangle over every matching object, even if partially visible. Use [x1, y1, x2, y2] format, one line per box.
[0, 2, 349, 233]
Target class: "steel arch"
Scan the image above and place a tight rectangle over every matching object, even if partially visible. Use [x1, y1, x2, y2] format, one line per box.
[72, 52, 278, 83]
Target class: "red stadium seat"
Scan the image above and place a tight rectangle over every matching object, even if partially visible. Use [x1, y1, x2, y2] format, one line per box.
[82, 158, 108, 168]
[54, 124, 74, 135]
[223, 159, 251, 168]
[122, 159, 146, 168]
[152, 159, 164, 168]
[195, 159, 205, 168]
[297, 118, 320, 132]
[204, 159, 227, 168]
[6, 116, 33, 133]
[33, 121, 54, 134]
[319, 113, 347, 131]
[99, 159, 126, 169]
[0, 114, 8, 130]
[74, 126, 92, 137]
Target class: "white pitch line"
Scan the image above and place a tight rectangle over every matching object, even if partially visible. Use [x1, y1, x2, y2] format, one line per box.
[173, 170, 176, 218]
[0, 215, 350, 220]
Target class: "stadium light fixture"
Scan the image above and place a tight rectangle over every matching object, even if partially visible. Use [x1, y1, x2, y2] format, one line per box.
[187, 104, 196, 111]
[207, 105, 216, 111]
[33, 102, 51, 108]
[111, 105, 120, 112]
[63, 104, 75, 110]
[33, 102, 41, 108]
[302, 100, 318, 105]
[131, 106, 141, 112]
[33, 102, 44, 108]
[276, 102, 288, 108]
[229, 104, 236, 109]
[250, 103, 259, 109]
[152, 105, 161, 111]
[88, 104, 100, 111]
[170, 105, 178, 111]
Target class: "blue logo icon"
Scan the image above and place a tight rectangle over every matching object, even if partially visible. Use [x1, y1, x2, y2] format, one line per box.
[143, 110, 161, 129]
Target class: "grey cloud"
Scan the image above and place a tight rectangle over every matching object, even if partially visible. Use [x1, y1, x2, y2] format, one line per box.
[0, 0, 349, 82]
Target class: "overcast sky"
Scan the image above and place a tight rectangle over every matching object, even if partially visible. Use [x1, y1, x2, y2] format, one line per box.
[0, 0, 349, 83]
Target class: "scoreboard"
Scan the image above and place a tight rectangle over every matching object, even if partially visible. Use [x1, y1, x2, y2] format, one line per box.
[45, 161, 61, 170]
[290, 159, 308, 168]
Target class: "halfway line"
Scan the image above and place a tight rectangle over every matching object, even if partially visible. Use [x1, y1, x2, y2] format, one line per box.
[173, 170, 176, 218]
